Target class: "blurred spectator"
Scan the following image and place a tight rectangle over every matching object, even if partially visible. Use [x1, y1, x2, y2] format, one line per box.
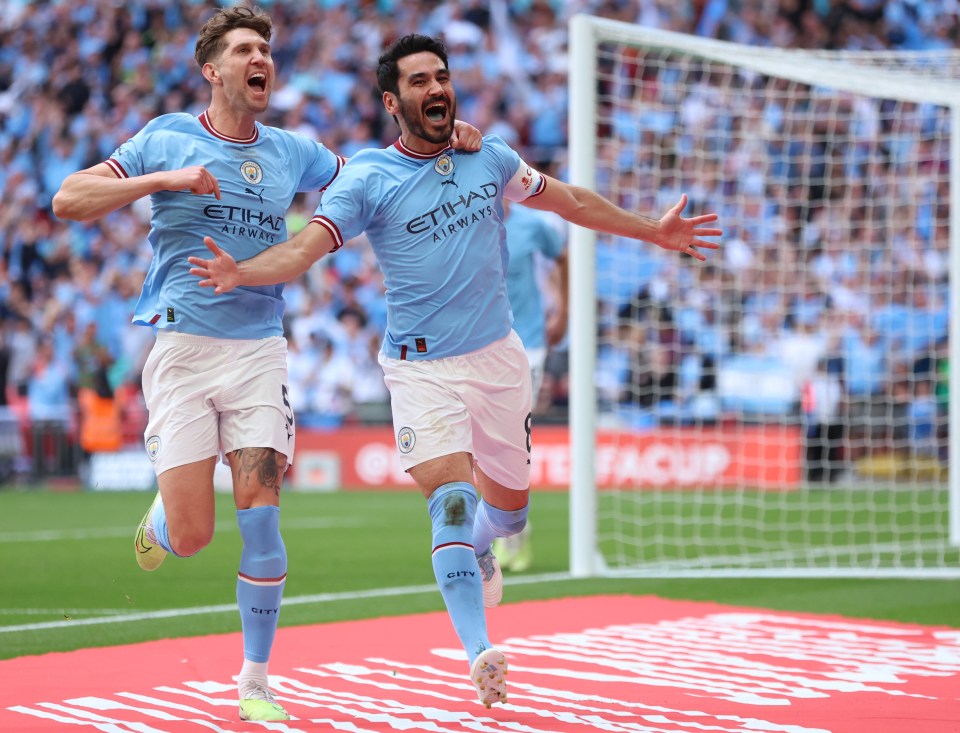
[802, 357, 845, 483]
[6, 313, 37, 398]
[0, 0, 951, 482]
[73, 321, 114, 399]
[350, 331, 392, 422]
[26, 338, 70, 422]
[907, 378, 939, 458]
[300, 334, 354, 429]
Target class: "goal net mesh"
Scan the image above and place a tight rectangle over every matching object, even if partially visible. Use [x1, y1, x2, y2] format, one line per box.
[570, 17, 960, 576]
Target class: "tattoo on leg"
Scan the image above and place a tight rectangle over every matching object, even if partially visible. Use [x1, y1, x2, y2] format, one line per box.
[234, 448, 283, 497]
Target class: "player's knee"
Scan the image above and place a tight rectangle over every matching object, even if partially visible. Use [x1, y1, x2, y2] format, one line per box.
[430, 484, 476, 525]
[441, 489, 470, 526]
[168, 522, 214, 557]
[428, 482, 478, 547]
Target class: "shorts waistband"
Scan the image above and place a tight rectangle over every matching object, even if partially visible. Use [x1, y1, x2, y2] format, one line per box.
[155, 330, 283, 347]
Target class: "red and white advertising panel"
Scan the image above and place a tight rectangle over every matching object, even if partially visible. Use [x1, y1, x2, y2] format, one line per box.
[292, 424, 801, 490]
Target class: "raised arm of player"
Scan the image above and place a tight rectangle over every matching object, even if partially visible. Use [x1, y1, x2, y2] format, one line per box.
[521, 176, 720, 261]
[52, 163, 222, 223]
[188, 220, 335, 295]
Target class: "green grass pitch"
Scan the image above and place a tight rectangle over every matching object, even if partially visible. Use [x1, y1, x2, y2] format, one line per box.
[1, 488, 959, 661]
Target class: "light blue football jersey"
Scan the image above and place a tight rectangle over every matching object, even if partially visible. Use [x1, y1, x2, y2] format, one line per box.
[504, 205, 564, 351]
[312, 135, 545, 360]
[108, 111, 343, 339]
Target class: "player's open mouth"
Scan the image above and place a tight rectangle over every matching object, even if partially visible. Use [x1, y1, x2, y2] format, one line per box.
[424, 102, 447, 122]
[248, 73, 267, 91]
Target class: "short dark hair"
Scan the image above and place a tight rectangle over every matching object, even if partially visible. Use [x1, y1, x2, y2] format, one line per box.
[376, 34, 449, 96]
[194, 5, 272, 68]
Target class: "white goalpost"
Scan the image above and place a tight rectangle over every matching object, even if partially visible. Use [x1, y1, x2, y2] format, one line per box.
[568, 14, 960, 578]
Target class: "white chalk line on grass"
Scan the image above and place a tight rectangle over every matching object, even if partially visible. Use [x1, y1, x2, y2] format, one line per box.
[0, 517, 361, 543]
[0, 608, 134, 616]
[0, 572, 573, 635]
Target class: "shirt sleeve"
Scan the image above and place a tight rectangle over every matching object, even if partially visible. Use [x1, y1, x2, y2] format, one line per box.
[295, 136, 345, 193]
[105, 130, 149, 178]
[105, 115, 185, 178]
[309, 157, 376, 252]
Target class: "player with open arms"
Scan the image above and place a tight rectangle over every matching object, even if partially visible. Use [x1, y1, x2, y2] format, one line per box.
[189, 33, 721, 708]
[52, 10, 480, 723]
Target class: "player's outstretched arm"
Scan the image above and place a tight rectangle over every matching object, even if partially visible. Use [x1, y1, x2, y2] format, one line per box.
[188, 220, 335, 295]
[522, 177, 721, 261]
[52, 163, 222, 223]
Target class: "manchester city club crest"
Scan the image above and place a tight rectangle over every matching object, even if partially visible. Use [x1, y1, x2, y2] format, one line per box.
[434, 153, 454, 176]
[146, 435, 161, 462]
[397, 427, 416, 453]
[240, 160, 263, 185]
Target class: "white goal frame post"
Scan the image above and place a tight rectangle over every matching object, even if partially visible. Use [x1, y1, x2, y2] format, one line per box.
[567, 14, 960, 578]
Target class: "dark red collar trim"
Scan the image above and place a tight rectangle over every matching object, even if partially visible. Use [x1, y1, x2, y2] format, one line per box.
[392, 138, 449, 160]
[198, 111, 259, 144]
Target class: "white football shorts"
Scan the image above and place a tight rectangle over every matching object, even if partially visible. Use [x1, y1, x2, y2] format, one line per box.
[141, 331, 295, 476]
[379, 330, 532, 490]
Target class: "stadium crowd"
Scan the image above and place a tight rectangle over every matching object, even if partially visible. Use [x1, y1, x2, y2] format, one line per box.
[0, 0, 955, 480]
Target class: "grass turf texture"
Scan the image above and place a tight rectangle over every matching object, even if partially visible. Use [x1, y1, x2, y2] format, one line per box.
[1, 487, 958, 660]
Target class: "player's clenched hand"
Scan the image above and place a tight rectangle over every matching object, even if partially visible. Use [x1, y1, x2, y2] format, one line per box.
[188, 236, 239, 295]
[166, 166, 221, 199]
[450, 119, 482, 152]
[655, 194, 722, 262]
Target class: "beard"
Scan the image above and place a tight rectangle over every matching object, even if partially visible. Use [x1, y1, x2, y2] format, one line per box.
[397, 93, 456, 145]
[224, 78, 271, 116]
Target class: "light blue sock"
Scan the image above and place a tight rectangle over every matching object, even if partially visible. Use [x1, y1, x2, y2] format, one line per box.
[428, 482, 491, 666]
[236, 506, 287, 664]
[472, 499, 529, 556]
[149, 497, 177, 555]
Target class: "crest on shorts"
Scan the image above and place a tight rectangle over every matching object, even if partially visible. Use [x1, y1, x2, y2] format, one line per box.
[146, 435, 161, 462]
[240, 160, 263, 185]
[397, 427, 416, 454]
[434, 154, 454, 176]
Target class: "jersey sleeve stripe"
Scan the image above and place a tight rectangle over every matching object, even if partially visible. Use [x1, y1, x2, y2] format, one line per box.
[311, 215, 344, 252]
[105, 159, 128, 179]
[318, 156, 347, 193]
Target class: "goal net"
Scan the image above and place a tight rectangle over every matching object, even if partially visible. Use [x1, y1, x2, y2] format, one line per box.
[567, 15, 960, 578]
